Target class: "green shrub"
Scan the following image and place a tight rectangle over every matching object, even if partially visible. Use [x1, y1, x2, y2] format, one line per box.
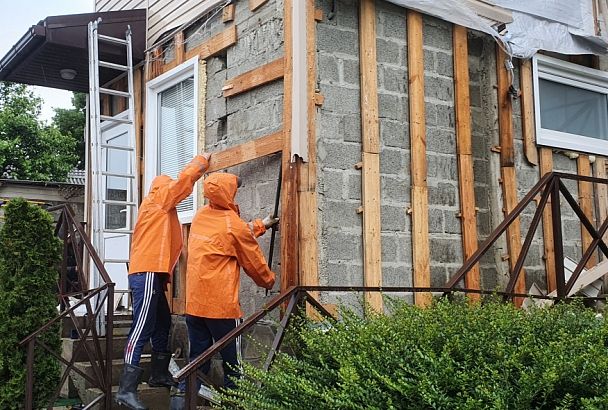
[219, 298, 608, 410]
[0, 198, 61, 408]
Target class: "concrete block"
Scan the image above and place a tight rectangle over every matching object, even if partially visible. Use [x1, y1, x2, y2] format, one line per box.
[378, 93, 408, 122]
[468, 34, 485, 57]
[378, 6, 407, 41]
[423, 16, 453, 51]
[207, 96, 227, 120]
[317, 112, 345, 141]
[425, 76, 454, 102]
[425, 102, 438, 126]
[323, 200, 362, 229]
[318, 141, 361, 170]
[321, 84, 361, 114]
[473, 158, 489, 184]
[429, 208, 444, 233]
[430, 265, 448, 287]
[343, 113, 362, 143]
[380, 66, 407, 94]
[381, 234, 399, 262]
[435, 51, 454, 77]
[474, 186, 489, 212]
[342, 58, 361, 86]
[427, 128, 456, 155]
[377, 38, 402, 65]
[382, 265, 411, 287]
[476, 210, 492, 237]
[436, 104, 455, 128]
[444, 210, 461, 235]
[318, 53, 340, 83]
[326, 262, 363, 286]
[429, 182, 458, 206]
[380, 147, 407, 175]
[322, 169, 346, 200]
[325, 230, 363, 262]
[480, 266, 501, 290]
[427, 154, 457, 180]
[470, 84, 482, 107]
[336, 0, 359, 30]
[250, 81, 284, 106]
[430, 238, 464, 264]
[317, 25, 359, 55]
[255, 182, 277, 211]
[348, 173, 362, 200]
[423, 49, 436, 71]
[398, 233, 413, 264]
[381, 175, 410, 204]
[381, 205, 408, 231]
[381, 119, 409, 149]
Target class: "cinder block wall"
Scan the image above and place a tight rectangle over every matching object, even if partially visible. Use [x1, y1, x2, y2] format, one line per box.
[186, 0, 285, 314]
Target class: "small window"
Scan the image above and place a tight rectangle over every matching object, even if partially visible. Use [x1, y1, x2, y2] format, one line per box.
[533, 55, 608, 155]
[146, 57, 199, 222]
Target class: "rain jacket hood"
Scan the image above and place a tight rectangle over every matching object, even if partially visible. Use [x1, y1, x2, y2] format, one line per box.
[204, 173, 239, 212]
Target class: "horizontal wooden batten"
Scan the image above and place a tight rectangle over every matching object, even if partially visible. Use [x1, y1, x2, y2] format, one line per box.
[250, 0, 269, 11]
[223, 4, 236, 23]
[206, 131, 283, 173]
[185, 25, 237, 61]
[223, 58, 285, 98]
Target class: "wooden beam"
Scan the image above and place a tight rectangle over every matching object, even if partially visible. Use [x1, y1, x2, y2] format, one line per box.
[520, 59, 538, 166]
[306, 0, 318, 192]
[281, 0, 299, 293]
[172, 224, 190, 314]
[175, 31, 185, 65]
[185, 25, 237, 61]
[594, 157, 608, 291]
[539, 148, 556, 293]
[453, 25, 480, 300]
[359, 0, 383, 312]
[207, 131, 283, 173]
[496, 46, 525, 306]
[223, 58, 284, 98]
[222, 4, 235, 23]
[578, 155, 597, 268]
[250, 0, 269, 12]
[408, 10, 431, 307]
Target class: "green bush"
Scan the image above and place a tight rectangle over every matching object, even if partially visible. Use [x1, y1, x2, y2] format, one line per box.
[0, 198, 61, 408]
[220, 298, 608, 410]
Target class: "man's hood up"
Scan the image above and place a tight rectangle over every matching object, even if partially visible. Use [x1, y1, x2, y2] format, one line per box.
[204, 173, 238, 212]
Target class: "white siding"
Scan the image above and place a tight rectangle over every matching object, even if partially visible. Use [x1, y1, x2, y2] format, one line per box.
[96, 0, 147, 12]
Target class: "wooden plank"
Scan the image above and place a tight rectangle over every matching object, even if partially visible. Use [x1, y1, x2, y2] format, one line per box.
[408, 10, 431, 307]
[496, 46, 525, 306]
[250, 0, 269, 11]
[539, 148, 556, 293]
[280, 0, 300, 293]
[174, 31, 185, 65]
[184, 25, 237, 61]
[206, 132, 283, 173]
[299, 191, 318, 287]
[453, 25, 480, 300]
[223, 58, 284, 98]
[172, 224, 190, 314]
[222, 4, 235, 23]
[359, 0, 380, 155]
[520, 59, 538, 166]
[595, 157, 608, 249]
[359, 0, 383, 312]
[496, 47, 514, 168]
[306, 0, 318, 192]
[578, 155, 597, 268]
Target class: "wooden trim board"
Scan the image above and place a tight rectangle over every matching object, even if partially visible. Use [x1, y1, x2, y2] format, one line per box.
[206, 132, 283, 173]
[250, 0, 269, 11]
[520, 59, 538, 166]
[223, 58, 284, 98]
[185, 25, 237, 61]
[578, 155, 597, 268]
[539, 148, 556, 293]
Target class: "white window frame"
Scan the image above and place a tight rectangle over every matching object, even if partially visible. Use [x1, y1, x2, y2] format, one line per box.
[145, 57, 199, 223]
[533, 54, 608, 156]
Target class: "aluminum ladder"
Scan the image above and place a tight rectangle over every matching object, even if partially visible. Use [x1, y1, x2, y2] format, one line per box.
[88, 18, 138, 325]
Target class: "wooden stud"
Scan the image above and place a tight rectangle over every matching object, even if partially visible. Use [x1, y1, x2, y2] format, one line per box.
[306, 0, 318, 193]
[359, 0, 383, 312]
[408, 10, 431, 307]
[207, 131, 283, 173]
[496, 45, 525, 306]
[223, 58, 284, 98]
[281, 0, 300, 293]
[453, 25, 480, 300]
[578, 155, 597, 268]
[174, 31, 185, 65]
[172, 224, 190, 314]
[299, 191, 319, 286]
[184, 25, 237, 61]
[250, 0, 269, 12]
[222, 4, 236, 23]
[520, 59, 538, 166]
[594, 157, 608, 290]
[539, 148, 556, 292]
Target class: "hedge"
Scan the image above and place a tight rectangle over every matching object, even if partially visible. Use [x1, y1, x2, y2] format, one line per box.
[0, 198, 61, 408]
[219, 298, 608, 410]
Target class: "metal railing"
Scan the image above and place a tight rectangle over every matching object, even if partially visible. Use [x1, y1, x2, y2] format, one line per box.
[20, 204, 115, 410]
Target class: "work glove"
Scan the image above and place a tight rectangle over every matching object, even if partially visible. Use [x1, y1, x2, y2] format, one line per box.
[263, 214, 280, 229]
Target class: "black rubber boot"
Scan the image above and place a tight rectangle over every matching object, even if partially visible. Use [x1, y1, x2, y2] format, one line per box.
[148, 351, 177, 387]
[115, 363, 148, 410]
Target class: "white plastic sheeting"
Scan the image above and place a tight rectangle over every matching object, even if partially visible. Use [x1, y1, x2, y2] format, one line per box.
[385, 0, 608, 58]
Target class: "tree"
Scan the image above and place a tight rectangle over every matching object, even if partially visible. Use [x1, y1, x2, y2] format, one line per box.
[0, 82, 79, 181]
[53, 92, 86, 169]
[0, 198, 61, 408]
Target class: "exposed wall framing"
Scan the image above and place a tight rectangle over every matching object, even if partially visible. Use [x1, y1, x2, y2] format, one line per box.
[520, 59, 538, 166]
[452, 25, 480, 299]
[223, 58, 285, 98]
[359, 0, 383, 312]
[578, 155, 597, 268]
[206, 132, 283, 172]
[539, 148, 556, 293]
[496, 46, 525, 305]
[407, 10, 430, 307]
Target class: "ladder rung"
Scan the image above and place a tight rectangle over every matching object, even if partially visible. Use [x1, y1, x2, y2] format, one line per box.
[100, 114, 132, 124]
[99, 61, 128, 71]
[104, 258, 131, 264]
[101, 171, 135, 178]
[102, 199, 137, 206]
[101, 144, 135, 152]
[100, 87, 131, 98]
[103, 229, 134, 235]
[98, 34, 128, 45]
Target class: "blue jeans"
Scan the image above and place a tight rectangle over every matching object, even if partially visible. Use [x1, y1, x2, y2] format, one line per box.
[123, 272, 171, 365]
[179, 315, 243, 392]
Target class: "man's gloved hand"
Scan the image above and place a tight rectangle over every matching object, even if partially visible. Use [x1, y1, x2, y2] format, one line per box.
[262, 214, 280, 229]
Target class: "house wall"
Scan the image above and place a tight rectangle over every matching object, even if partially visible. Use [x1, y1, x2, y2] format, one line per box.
[0, 183, 85, 223]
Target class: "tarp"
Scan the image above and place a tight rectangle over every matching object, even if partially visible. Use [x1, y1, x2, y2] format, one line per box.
[385, 0, 608, 58]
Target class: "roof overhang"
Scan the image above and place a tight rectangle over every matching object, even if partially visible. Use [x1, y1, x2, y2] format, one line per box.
[0, 9, 146, 93]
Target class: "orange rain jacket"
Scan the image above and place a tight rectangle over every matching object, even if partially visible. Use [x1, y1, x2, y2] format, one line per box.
[128, 155, 209, 276]
[186, 172, 276, 319]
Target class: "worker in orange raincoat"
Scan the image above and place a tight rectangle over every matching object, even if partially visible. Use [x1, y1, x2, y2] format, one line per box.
[115, 152, 211, 410]
[170, 172, 277, 408]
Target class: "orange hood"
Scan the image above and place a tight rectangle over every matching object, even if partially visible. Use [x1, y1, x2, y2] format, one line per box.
[204, 173, 239, 212]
